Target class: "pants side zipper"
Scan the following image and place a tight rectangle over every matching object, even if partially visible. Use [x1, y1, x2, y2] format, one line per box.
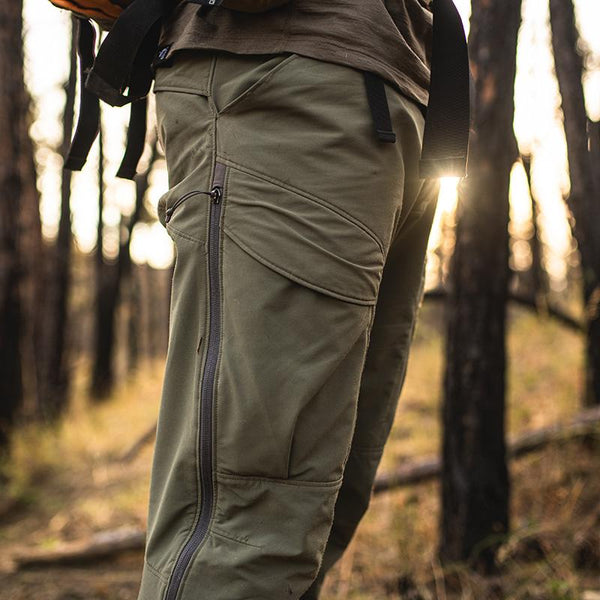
[164, 162, 226, 600]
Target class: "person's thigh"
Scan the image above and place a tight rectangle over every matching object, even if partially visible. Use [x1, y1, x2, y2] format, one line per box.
[138, 50, 426, 600]
[301, 178, 439, 600]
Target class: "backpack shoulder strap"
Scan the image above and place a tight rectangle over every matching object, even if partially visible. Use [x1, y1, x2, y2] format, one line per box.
[419, 0, 471, 178]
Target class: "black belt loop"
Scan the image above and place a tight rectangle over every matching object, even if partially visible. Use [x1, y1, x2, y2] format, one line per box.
[419, 0, 471, 178]
[64, 18, 100, 171]
[363, 70, 397, 144]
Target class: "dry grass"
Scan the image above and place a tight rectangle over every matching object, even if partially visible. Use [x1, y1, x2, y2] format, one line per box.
[1, 305, 598, 599]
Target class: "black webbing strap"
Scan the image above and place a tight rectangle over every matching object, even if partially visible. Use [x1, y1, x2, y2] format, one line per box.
[113, 18, 163, 179]
[363, 71, 397, 144]
[64, 0, 167, 178]
[85, 0, 170, 107]
[363, 0, 470, 178]
[64, 19, 100, 171]
[116, 97, 148, 179]
[419, 0, 470, 178]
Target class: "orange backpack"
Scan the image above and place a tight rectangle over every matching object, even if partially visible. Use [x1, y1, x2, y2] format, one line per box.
[49, 0, 124, 29]
[49, 0, 291, 29]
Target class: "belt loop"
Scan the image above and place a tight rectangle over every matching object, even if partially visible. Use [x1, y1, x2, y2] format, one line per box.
[363, 70, 397, 144]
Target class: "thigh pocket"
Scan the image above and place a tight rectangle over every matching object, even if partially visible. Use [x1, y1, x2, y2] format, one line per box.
[222, 166, 384, 305]
[216, 166, 383, 482]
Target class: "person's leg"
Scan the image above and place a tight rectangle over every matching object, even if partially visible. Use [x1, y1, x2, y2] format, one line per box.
[301, 178, 439, 599]
[138, 50, 428, 600]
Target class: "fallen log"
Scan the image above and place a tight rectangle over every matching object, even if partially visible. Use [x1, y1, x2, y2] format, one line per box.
[374, 406, 600, 494]
[424, 287, 583, 332]
[118, 291, 581, 467]
[14, 527, 145, 569]
[120, 422, 157, 463]
[14, 409, 599, 568]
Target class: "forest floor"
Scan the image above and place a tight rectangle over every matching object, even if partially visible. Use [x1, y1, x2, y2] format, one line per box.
[1, 305, 599, 599]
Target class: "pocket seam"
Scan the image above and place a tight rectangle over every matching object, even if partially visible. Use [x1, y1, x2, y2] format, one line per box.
[166, 224, 207, 247]
[223, 226, 378, 306]
[153, 85, 209, 96]
[218, 158, 385, 254]
[217, 470, 343, 489]
[215, 52, 299, 115]
[143, 558, 170, 584]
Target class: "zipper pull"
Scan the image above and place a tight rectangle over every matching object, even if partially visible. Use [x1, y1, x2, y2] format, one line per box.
[164, 206, 176, 223]
[210, 186, 223, 204]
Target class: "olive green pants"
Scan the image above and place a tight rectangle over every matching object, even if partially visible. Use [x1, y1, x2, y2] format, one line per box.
[138, 49, 438, 600]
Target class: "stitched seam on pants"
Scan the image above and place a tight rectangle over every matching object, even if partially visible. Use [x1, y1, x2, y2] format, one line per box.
[153, 85, 210, 96]
[217, 471, 344, 489]
[216, 156, 385, 254]
[210, 528, 263, 549]
[144, 558, 170, 584]
[223, 227, 378, 306]
[166, 223, 207, 246]
[215, 53, 300, 115]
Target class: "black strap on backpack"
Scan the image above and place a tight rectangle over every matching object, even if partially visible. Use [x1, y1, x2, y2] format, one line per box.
[65, 0, 170, 179]
[364, 0, 470, 179]
[64, 19, 100, 172]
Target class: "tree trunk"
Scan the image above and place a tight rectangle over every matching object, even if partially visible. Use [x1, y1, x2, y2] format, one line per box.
[549, 0, 600, 407]
[0, 0, 26, 449]
[0, 0, 42, 447]
[440, 0, 522, 573]
[91, 133, 158, 398]
[522, 155, 549, 305]
[37, 18, 77, 419]
[91, 125, 115, 399]
[127, 264, 141, 373]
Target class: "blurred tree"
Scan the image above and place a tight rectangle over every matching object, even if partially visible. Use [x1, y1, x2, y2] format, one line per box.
[37, 17, 78, 419]
[440, 0, 522, 572]
[0, 0, 43, 448]
[91, 132, 158, 399]
[0, 0, 25, 448]
[91, 123, 113, 399]
[522, 155, 549, 306]
[549, 0, 600, 407]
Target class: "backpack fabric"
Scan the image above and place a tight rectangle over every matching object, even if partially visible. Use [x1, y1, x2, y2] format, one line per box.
[49, 0, 292, 28]
[49, 0, 123, 29]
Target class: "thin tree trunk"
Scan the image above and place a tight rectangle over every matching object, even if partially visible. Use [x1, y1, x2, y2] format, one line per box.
[0, 0, 28, 449]
[13, 9, 44, 420]
[91, 124, 115, 399]
[549, 0, 600, 407]
[91, 133, 158, 398]
[522, 155, 549, 305]
[127, 263, 141, 373]
[37, 17, 77, 419]
[440, 0, 522, 573]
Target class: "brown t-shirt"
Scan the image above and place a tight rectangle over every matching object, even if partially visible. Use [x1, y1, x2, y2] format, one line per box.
[158, 0, 433, 108]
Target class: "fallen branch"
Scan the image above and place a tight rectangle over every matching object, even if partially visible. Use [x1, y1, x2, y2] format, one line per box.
[374, 406, 600, 494]
[16, 412, 599, 568]
[118, 291, 580, 466]
[14, 527, 145, 569]
[120, 422, 157, 463]
[424, 287, 583, 332]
